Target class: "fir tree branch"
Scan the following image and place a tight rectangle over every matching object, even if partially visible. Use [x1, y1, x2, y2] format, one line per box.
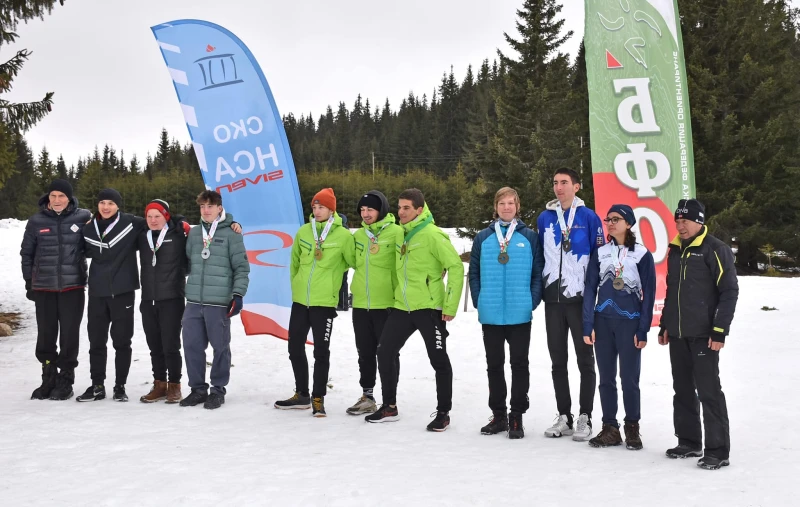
[0, 91, 53, 132]
[0, 49, 30, 93]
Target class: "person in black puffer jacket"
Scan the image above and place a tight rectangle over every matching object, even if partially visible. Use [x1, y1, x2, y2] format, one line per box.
[20, 179, 91, 401]
[137, 199, 190, 405]
[77, 188, 146, 403]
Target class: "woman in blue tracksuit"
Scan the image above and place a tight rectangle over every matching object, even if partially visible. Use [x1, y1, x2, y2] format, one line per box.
[468, 187, 544, 440]
[582, 204, 655, 450]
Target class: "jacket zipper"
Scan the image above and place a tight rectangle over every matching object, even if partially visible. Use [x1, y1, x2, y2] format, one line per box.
[306, 256, 317, 307]
[402, 253, 410, 311]
[56, 214, 64, 290]
[678, 247, 691, 338]
[365, 242, 371, 310]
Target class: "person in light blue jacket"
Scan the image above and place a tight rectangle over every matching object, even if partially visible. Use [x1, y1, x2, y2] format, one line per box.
[468, 187, 544, 440]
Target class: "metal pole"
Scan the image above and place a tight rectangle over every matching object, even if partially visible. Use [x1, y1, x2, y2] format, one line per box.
[463, 272, 470, 312]
[372, 151, 375, 181]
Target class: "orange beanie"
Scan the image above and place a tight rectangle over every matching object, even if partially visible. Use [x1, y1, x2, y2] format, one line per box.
[312, 188, 336, 212]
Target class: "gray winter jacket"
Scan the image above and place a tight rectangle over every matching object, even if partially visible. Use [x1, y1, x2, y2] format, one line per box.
[185, 210, 250, 306]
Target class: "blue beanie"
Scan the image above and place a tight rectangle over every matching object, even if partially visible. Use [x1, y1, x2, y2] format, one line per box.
[607, 204, 636, 226]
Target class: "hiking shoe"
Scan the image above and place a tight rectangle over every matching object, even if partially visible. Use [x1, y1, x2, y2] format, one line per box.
[312, 397, 327, 418]
[427, 411, 450, 432]
[76, 385, 105, 402]
[179, 389, 208, 407]
[113, 385, 128, 402]
[544, 414, 574, 437]
[624, 421, 643, 450]
[480, 412, 509, 435]
[572, 413, 592, 441]
[48, 370, 74, 400]
[346, 395, 377, 415]
[508, 412, 524, 440]
[588, 423, 623, 448]
[697, 456, 730, 470]
[165, 383, 182, 404]
[140, 380, 168, 403]
[274, 392, 311, 410]
[666, 444, 703, 459]
[204, 392, 225, 410]
[31, 362, 57, 400]
[365, 404, 400, 423]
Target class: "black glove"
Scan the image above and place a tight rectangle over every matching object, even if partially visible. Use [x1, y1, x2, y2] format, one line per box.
[25, 280, 34, 301]
[227, 295, 243, 317]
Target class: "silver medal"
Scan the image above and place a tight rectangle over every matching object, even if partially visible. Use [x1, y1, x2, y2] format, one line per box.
[201, 248, 210, 259]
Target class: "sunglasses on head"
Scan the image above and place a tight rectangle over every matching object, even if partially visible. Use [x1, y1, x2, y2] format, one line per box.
[603, 217, 624, 224]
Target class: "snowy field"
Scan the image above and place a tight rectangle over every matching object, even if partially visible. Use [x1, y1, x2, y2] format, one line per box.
[0, 219, 796, 506]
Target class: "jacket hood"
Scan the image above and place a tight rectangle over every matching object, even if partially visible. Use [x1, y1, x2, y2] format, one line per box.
[38, 194, 80, 215]
[545, 196, 585, 211]
[363, 212, 397, 232]
[401, 203, 433, 233]
[370, 190, 390, 220]
[489, 219, 529, 231]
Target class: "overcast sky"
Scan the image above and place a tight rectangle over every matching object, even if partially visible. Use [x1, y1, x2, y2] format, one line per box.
[7, 0, 797, 167]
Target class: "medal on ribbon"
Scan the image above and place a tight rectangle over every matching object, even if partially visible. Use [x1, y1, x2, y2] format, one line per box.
[93, 213, 121, 254]
[201, 215, 221, 261]
[312, 215, 335, 261]
[366, 222, 390, 255]
[556, 198, 578, 253]
[612, 244, 628, 291]
[147, 225, 169, 267]
[495, 219, 517, 265]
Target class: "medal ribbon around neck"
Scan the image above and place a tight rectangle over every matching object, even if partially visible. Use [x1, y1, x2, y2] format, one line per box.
[365, 222, 391, 245]
[494, 219, 518, 254]
[312, 215, 335, 252]
[93, 213, 121, 253]
[612, 244, 628, 279]
[555, 198, 578, 245]
[202, 216, 221, 250]
[147, 225, 169, 267]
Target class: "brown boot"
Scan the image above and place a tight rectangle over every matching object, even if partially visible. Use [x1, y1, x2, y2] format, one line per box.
[588, 423, 623, 447]
[624, 421, 643, 450]
[140, 380, 168, 403]
[165, 382, 182, 404]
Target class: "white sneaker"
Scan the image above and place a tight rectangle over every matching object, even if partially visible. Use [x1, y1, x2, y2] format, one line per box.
[345, 395, 377, 415]
[572, 413, 593, 441]
[544, 414, 574, 438]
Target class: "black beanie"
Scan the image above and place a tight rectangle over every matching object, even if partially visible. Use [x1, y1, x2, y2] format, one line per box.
[357, 192, 387, 221]
[674, 199, 705, 225]
[97, 188, 122, 208]
[48, 179, 73, 200]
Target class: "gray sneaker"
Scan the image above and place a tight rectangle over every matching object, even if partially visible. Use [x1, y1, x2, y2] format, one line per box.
[346, 395, 377, 415]
[544, 414, 574, 438]
[572, 413, 593, 441]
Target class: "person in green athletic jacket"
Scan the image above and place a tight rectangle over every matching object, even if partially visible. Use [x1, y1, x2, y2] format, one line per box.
[274, 188, 355, 417]
[345, 190, 404, 416]
[365, 188, 464, 432]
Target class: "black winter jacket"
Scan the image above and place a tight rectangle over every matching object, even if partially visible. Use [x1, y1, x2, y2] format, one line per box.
[138, 217, 188, 301]
[660, 226, 739, 341]
[83, 212, 146, 298]
[20, 195, 91, 291]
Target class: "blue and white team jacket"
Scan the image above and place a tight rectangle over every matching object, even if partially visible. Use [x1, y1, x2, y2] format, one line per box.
[536, 198, 605, 304]
[582, 239, 656, 342]
[469, 220, 544, 325]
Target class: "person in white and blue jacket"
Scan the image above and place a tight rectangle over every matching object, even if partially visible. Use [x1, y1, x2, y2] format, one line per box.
[582, 204, 655, 451]
[469, 187, 544, 440]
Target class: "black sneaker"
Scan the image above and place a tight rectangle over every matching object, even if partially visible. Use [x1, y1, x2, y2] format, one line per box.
[427, 411, 450, 432]
[31, 362, 57, 400]
[312, 397, 326, 418]
[204, 392, 225, 410]
[365, 404, 400, 423]
[112, 385, 128, 402]
[666, 444, 703, 459]
[274, 392, 312, 410]
[48, 370, 75, 400]
[697, 456, 730, 470]
[76, 385, 106, 402]
[480, 412, 508, 435]
[179, 390, 208, 407]
[508, 412, 524, 440]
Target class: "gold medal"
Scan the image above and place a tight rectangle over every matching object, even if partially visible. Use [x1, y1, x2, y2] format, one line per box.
[369, 243, 380, 254]
[400, 244, 407, 256]
[314, 248, 323, 261]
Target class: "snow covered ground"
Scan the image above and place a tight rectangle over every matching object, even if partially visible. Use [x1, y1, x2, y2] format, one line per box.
[0, 220, 796, 506]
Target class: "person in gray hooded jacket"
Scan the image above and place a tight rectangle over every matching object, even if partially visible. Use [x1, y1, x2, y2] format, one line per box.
[180, 190, 250, 410]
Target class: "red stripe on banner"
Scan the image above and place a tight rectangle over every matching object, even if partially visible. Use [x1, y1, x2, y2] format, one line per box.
[594, 173, 677, 327]
[240, 310, 312, 344]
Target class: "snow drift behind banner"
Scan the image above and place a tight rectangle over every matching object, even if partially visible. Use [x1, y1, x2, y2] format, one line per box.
[152, 20, 303, 339]
[584, 0, 696, 326]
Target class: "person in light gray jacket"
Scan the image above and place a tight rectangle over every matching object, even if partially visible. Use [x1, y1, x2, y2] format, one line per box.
[180, 190, 249, 410]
